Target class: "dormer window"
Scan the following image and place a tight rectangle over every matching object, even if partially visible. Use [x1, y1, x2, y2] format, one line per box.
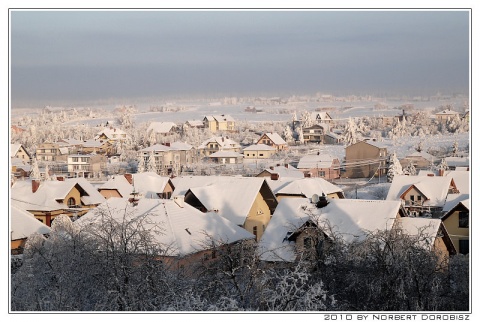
[67, 197, 76, 207]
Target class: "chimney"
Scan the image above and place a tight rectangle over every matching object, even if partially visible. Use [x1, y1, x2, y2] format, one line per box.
[57, 176, 64, 181]
[271, 173, 279, 180]
[32, 180, 40, 193]
[304, 172, 311, 178]
[427, 173, 434, 177]
[316, 193, 329, 208]
[439, 169, 445, 177]
[284, 164, 289, 168]
[270, 166, 274, 170]
[165, 142, 171, 147]
[174, 196, 184, 208]
[124, 173, 133, 184]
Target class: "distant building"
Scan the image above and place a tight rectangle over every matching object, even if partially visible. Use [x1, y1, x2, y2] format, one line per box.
[344, 139, 388, 178]
[203, 115, 235, 133]
[256, 132, 287, 151]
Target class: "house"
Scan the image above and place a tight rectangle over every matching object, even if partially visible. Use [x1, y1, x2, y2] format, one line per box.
[203, 115, 235, 133]
[256, 164, 304, 179]
[185, 120, 205, 129]
[98, 172, 175, 200]
[11, 157, 32, 181]
[183, 177, 278, 241]
[265, 177, 345, 201]
[256, 132, 288, 151]
[11, 144, 31, 161]
[11, 205, 51, 255]
[80, 139, 115, 155]
[302, 124, 328, 144]
[35, 142, 68, 162]
[386, 175, 460, 217]
[94, 126, 131, 144]
[344, 139, 388, 178]
[442, 171, 469, 214]
[444, 156, 469, 170]
[399, 151, 438, 170]
[258, 198, 454, 263]
[296, 154, 341, 180]
[435, 109, 460, 123]
[310, 111, 333, 124]
[138, 142, 196, 176]
[67, 153, 107, 178]
[198, 136, 241, 157]
[242, 144, 277, 160]
[147, 122, 178, 143]
[75, 198, 255, 273]
[441, 199, 469, 255]
[208, 151, 242, 164]
[323, 132, 342, 145]
[11, 177, 105, 226]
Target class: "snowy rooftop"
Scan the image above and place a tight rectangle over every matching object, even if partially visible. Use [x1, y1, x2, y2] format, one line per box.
[403, 151, 437, 160]
[187, 177, 270, 226]
[10, 144, 22, 157]
[75, 198, 254, 257]
[95, 127, 128, 139]
[171, 175, 242, 197]
[98, 175, 134, 198]
[208, 151, 242, 158]
[11, 205, 51, 240]
[243, 144, 276, 151]
[394, 217, 441, 250]
[445, 156, 469, 167]
[11, 178, 105, 212]
[258, 198, 402, 262]
[169, 141, 194, 151]
[260, 132, 286, 145]
[268, 177, 344, 198]
[147, 122, 177, 134]
[260, 165, 305, 179]
[199, 136, 240, 149]
[297, 154, 338, 169]
[386, 175, 454, 207]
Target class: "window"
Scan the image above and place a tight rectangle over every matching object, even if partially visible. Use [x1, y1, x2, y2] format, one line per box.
[459, 211, 469, 228]
[410, 195, 415, 201]
[304, 237, 312, 249]
[259, 154, 264, 157]
[319, 171, 326, 177]
[67, 197, 76, 207]
[253, 226, 258, 239]
[417, 195, 422, 201]
[459, 239, 469, 254]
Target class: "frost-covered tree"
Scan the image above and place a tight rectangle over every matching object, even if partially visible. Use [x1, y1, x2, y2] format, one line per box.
[44, 164, 51, 181]
[387, 152, 403, 182]
[342, 118, 360, 146]
[403, 160, 417, 176]
[452, 141, 459, 157]
[147, 152, 157, 173]
[296, 126, 304, 144]
[301, 110, 314, 128]
[137, 155, 145, 173]
[30, 157, 41, 180]
[436, 158, 449, 175]
[283, 124, 294, 144]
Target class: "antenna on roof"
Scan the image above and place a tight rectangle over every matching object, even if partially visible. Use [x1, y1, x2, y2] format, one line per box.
[311, 194, 319, 204]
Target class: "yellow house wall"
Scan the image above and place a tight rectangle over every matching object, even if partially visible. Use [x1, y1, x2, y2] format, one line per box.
[443, 210, 469, 253]
[244, 192, 272, 241]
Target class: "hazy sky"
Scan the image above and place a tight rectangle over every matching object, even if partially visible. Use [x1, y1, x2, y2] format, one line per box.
[10, 10, 470, 107]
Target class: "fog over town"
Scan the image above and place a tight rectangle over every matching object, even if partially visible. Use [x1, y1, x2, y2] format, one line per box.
[8, 8, 473, 313]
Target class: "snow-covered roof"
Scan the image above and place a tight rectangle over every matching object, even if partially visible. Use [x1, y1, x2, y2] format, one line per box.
[445, 171, 469, 194]
[147, 122, 177, 134]
[131, 172, 172, 198]
[186, 120, 204, 127]
[258, 198, 401, 262]
[386, 175, 453, 207]
[98, 175, 134, 198]
[75, 198, 255, 257]
[171, 176, 238, 197]
[404, 151, 437, 161]
[198, 137, 240, 149]
[270, 177, 344, 198]
[11, 157, 32, 171]
[139, 144, 171, 153]
[443, 193, 469, 213]
[213, 114, 235, 122]
[95, 127, 128, 140]
[260, 132, 286, 145]
[310, 112, 332, 120]
[435, 110, 460, 116]
[169, 141, 193, 151]
[243, 144, 276, 151]
[259, 165, 304, 179]
[362, 139, 387, 149]
[444, 156, 469, 168]
[208, 151, 242, 158]
[297, 154, 338, 169]
[11, 205, 51, 240]
[187, 178, 269, 226]
[11, 178, 105, 212]
[394, 217, 441, 250]
[10, 144, 21, 157]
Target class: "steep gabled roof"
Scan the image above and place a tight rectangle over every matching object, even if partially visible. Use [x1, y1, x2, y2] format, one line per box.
[98, 175, 134, 198]
[258, 198, 402, 262]
[386, 175, 453, 207]
[442, 198, 470, 221]
[75, 198, 255, 257]
[394, 217, 444, 251]
[198, 136, 240, 149]
[187, 178, 269, 226]
[243, 144, 276, 151]
[11, 205, 51, 240]
[259, 132, 286, 145]
[258, 165, 304, 179]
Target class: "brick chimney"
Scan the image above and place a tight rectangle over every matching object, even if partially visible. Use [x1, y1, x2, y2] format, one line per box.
[271, 173, 279, 180]
[56, 176, 64, 181]
[32, 180, 40, 193]
[124, 173, 133, 184]
[439, 169, 445, 177]
[427, 173, 434, 177]
[270, 166, 274, 170]
[284, 164, 289, 168]
[304, 172, 311, 178]
[165, 142, 171, 147]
